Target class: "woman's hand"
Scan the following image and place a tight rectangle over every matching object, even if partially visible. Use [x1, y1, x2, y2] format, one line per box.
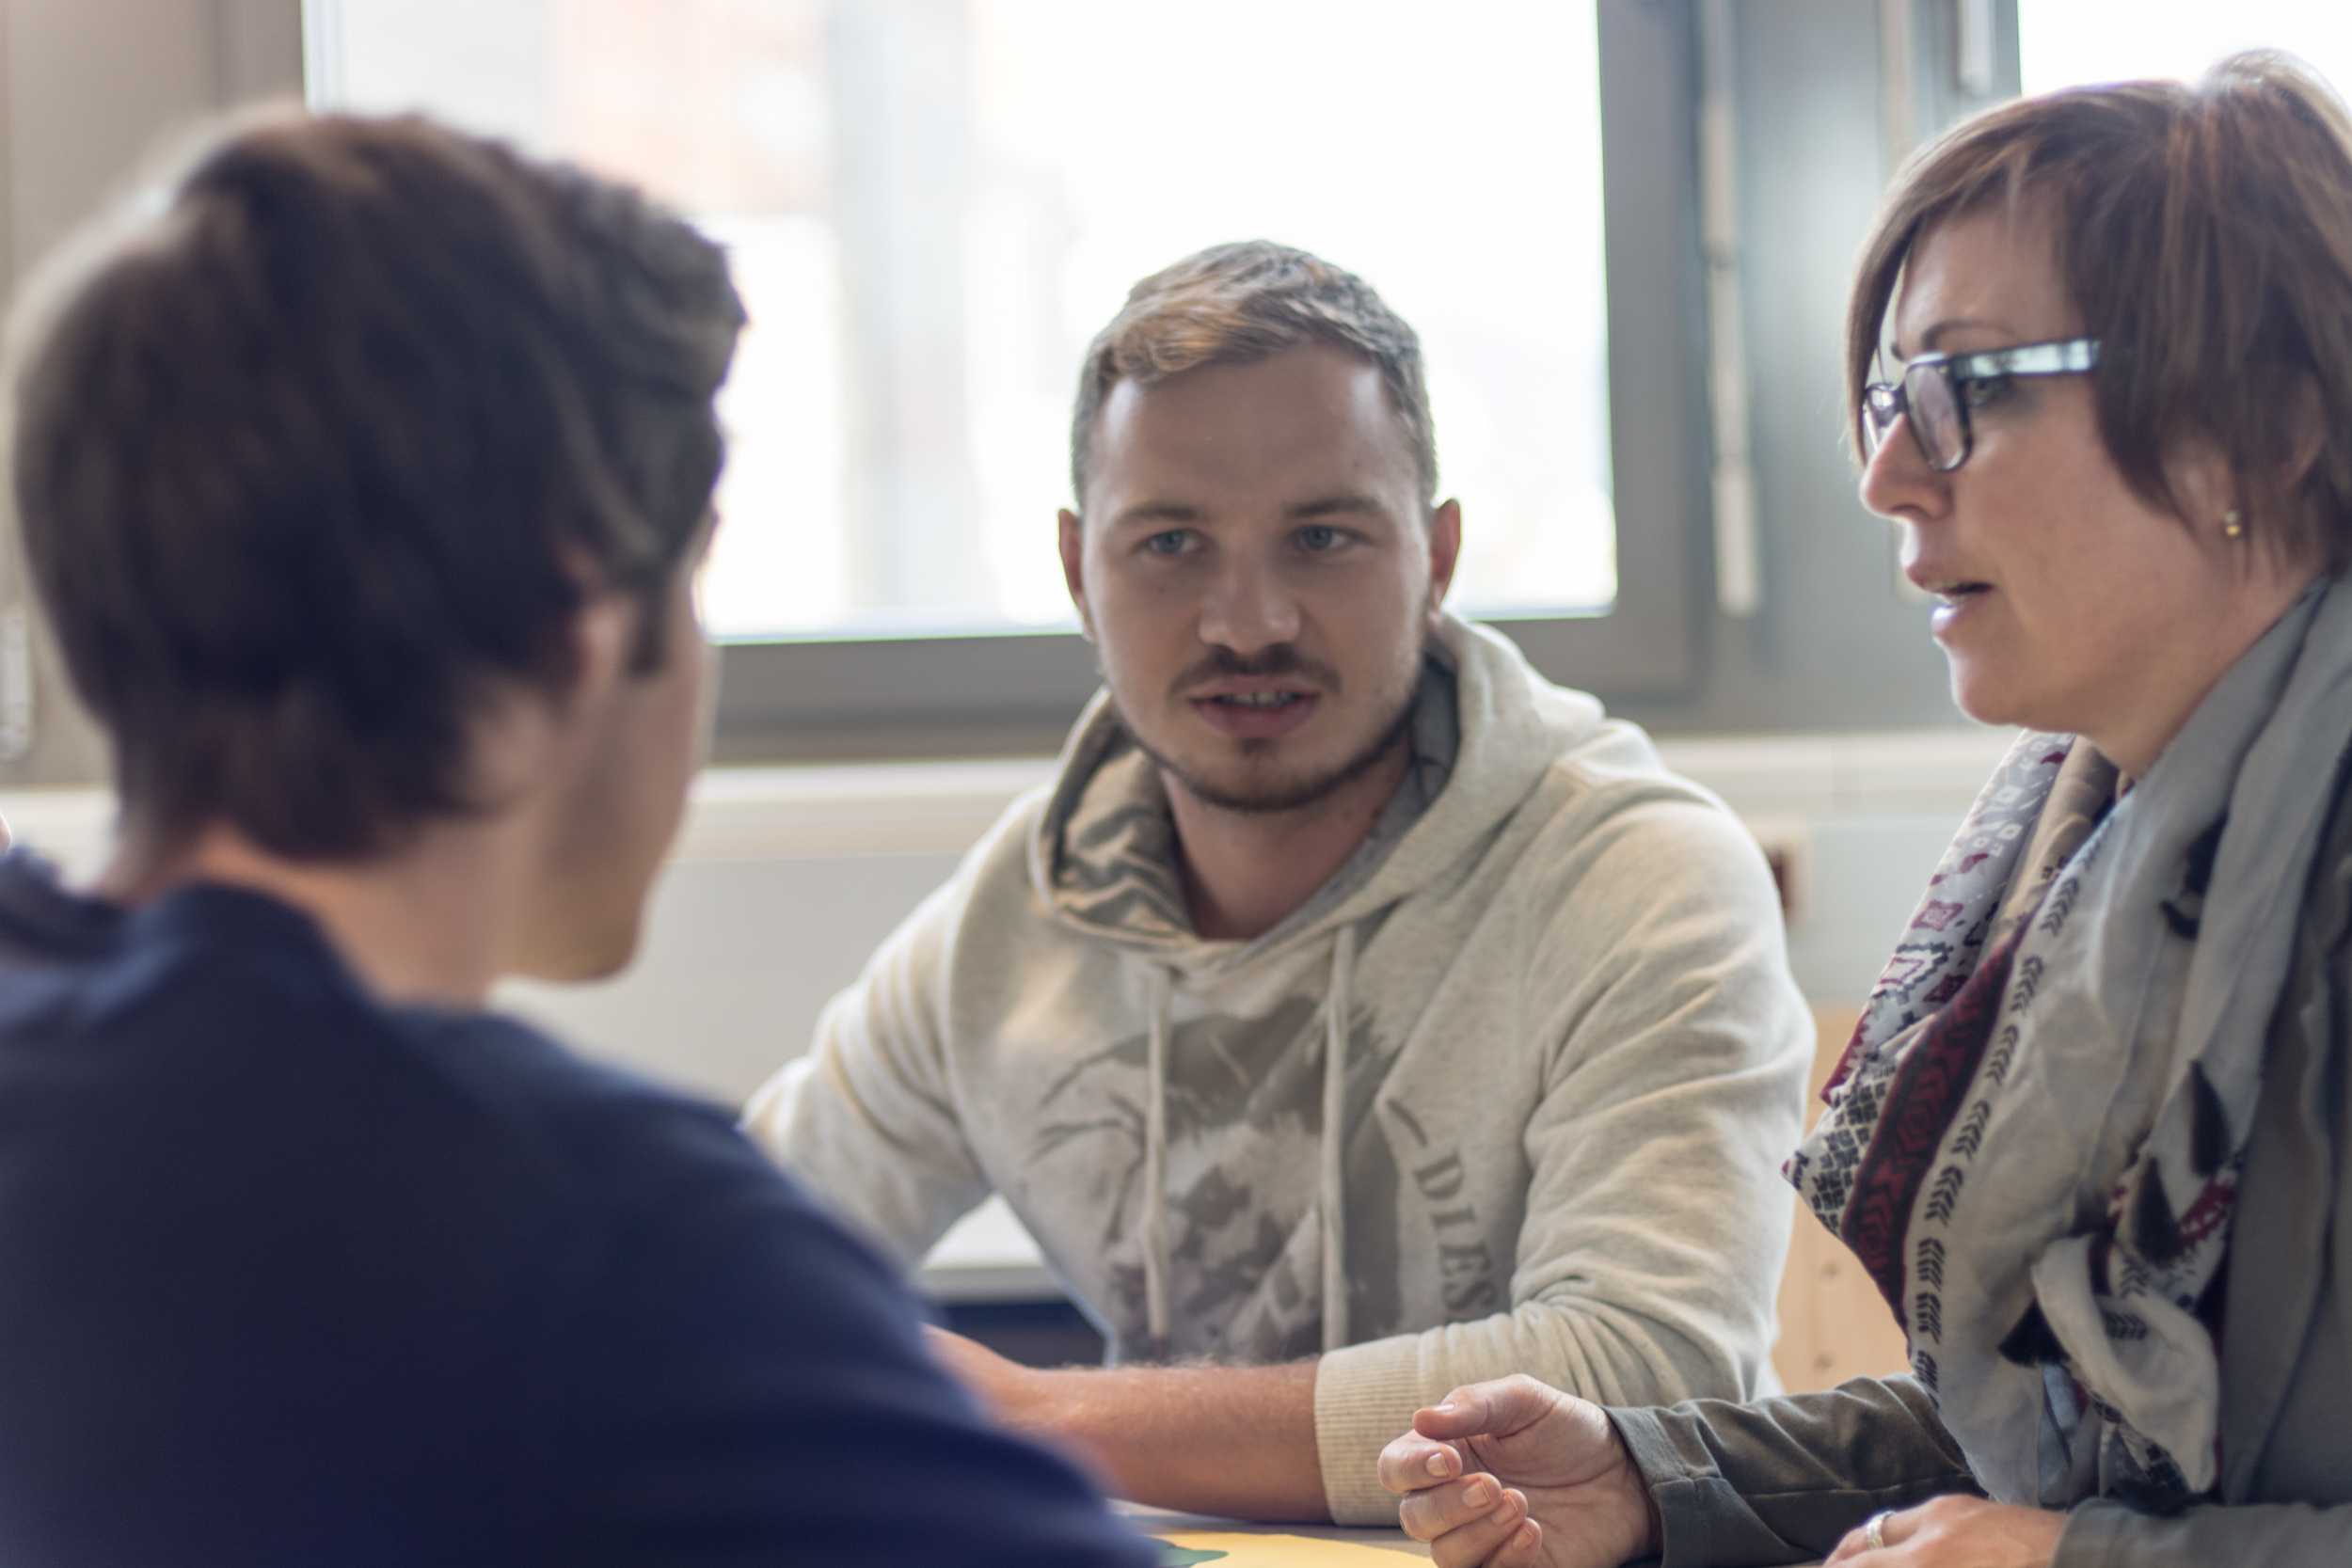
[1377, 1374, 1659, 1568]
[1825, 1497, 2064, 1566]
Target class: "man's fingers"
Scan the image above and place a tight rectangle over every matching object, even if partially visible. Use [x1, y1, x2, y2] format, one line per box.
[1377, 1432, 1463, 1496]
[1411, 1374, 1565, 1442]
[1397, 1473, 1520, 1544]
[1422, 1486, 1532, 1568]
[1490, 1516, 1543, 1568]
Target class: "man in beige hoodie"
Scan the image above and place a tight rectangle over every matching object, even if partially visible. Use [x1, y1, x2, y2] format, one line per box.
[744, 241, 1810, 1527]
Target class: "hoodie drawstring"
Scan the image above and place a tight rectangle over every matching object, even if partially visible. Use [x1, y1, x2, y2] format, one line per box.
[1321, 924, 1356, 1354]
[1142, 965, 1172, 1356]
[1137, 925, 1359, 1362]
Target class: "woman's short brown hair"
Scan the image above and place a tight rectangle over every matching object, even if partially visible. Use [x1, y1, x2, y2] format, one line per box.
[1846, 52, 2352, 569]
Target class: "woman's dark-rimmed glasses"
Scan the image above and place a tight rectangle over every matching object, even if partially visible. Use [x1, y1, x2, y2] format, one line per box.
[1863, 337, 2100, 472]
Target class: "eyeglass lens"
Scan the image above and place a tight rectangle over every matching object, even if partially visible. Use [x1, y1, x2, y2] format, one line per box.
[1903, 362, 1965, 470]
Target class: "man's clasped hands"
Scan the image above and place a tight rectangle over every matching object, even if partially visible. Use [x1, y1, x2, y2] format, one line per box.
[1378, 1376, 2065, 1568]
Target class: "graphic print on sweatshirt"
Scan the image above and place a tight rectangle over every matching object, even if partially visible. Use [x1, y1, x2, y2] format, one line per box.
[1023, 992, 1406, 1362]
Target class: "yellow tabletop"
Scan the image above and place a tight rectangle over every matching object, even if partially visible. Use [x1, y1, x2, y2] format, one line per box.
[1114, 1505, 1430, 1561]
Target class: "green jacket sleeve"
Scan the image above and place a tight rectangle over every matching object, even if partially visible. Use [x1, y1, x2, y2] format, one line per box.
[1608, 1376, 1980, 1566]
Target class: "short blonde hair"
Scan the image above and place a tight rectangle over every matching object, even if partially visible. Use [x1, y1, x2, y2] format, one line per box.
[1070, 240, 1436, 511]
[1848, 53, 2352, 568]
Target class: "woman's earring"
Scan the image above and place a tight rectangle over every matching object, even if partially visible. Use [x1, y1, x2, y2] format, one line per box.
[2223, 508, 2246, 539]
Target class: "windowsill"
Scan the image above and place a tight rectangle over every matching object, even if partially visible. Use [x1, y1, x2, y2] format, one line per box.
[0, 724, 2011, 880]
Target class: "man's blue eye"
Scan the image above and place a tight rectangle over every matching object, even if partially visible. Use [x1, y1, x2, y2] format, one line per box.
[1147, 531, 1188, 555]
[1300, 525, 1340, 551]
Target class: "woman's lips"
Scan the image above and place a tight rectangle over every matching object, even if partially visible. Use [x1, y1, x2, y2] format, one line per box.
[1923, 579, 1992, 638]
[1189, 689, 1320, 739]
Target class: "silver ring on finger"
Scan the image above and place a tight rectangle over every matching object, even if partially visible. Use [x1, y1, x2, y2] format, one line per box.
[1865, 1510, 1893, 1551]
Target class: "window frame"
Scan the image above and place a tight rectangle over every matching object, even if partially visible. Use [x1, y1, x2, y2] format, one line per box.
[712, 0, 1706, 762]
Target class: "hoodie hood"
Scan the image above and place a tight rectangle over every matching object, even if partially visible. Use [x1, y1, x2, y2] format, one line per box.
[1029, 614, 1607, 973]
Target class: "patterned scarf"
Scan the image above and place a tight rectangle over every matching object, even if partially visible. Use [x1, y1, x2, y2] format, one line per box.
[1788, 578, 2352, 1510]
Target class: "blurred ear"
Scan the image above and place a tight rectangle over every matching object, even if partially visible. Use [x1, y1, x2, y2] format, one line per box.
[2187, 375, 2330, 556]
[550, 530, 683, 702]
[2165, 432, 2237, 545]
[467, 584, 635, 815]
[1058, 508, 1097, 641]
[1425, 499, 1463, 624]
[564, 586, 636, 705]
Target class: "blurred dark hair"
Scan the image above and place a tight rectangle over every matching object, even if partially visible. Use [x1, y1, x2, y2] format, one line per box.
[1848, 53, 2352, 569]
[1071, 240, 1436, 510]
[9, 113, 742, 859]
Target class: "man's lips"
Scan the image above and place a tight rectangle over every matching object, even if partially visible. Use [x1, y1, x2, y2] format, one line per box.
[1187, 685, 1320, 739]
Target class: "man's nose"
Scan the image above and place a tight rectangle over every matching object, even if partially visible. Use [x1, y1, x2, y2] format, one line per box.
[1197, 550, 1302, 654]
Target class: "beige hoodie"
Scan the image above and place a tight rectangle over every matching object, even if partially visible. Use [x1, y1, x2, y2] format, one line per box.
[744, 615, 1810, 1522]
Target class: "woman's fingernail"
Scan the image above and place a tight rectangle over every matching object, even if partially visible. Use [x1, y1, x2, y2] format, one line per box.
[1433, 1401, 1457, 1414]
[1465, 1479, 1496, 1509]
[1425, 1450, 1450, 1477]
[1515, 1520, 1539, 1550]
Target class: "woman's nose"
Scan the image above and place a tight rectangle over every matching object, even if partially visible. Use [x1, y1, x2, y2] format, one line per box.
[1859, 413, 1947, 525]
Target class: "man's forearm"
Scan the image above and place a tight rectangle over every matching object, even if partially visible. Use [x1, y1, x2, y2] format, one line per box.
[1010, 1359, 1327, 1521]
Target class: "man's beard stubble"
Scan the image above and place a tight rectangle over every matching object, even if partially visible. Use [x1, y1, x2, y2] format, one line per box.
[1117, 643, 1420, 816]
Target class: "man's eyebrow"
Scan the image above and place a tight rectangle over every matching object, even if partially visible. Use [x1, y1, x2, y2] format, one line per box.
[1287, 494, 1383, 519]
[1107, 501, 1201, 529]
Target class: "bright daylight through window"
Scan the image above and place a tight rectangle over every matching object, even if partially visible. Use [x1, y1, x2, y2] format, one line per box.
[305, 0, 1617, 642]
[2019, 0, 2352, 100]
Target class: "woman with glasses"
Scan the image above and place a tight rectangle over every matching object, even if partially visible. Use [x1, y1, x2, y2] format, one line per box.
[1375, 52, 2352, 1568]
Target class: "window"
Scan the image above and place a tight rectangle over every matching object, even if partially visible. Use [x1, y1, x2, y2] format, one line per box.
[2019, 1, 2352, 96]
[306, 0, 1705, 755]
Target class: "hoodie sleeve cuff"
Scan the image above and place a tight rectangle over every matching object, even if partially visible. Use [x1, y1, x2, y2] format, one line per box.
[1312, 1335, 1425, 1526]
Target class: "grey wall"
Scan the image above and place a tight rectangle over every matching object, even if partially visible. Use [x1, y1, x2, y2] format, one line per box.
[502, 849, 969, 1107]
[0, 0, 304, 790]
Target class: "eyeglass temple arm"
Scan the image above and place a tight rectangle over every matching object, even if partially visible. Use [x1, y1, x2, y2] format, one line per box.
[1947, 339, 2100, 379]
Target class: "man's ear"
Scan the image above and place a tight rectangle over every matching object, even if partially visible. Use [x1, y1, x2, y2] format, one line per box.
[1424, 499, 1463, 626]
[566, 588, 637, 706]
[1058, 508, 1097, 641]
[554, 525, 700, 700]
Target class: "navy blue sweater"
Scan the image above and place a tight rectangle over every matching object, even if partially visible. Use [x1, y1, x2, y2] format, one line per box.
[0, 853, 1154, 1566]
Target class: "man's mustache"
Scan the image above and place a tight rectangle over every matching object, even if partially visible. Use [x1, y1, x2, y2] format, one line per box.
[1168, 644, 1343, 698]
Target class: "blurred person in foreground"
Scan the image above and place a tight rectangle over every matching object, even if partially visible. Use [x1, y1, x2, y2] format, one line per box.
[743, 241, 1813, 1523]
[0, 113, 1154, 1568]
[1376, 53, 2352, 1568]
